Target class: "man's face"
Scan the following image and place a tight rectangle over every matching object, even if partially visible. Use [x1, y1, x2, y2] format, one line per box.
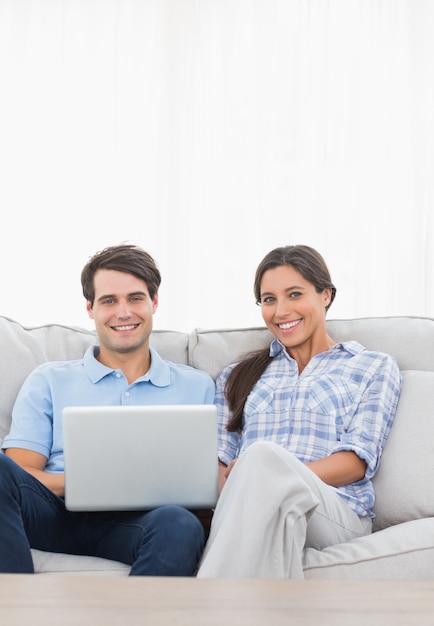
[86, 269, 158, 357]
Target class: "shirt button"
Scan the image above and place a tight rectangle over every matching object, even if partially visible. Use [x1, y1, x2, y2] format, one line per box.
[125, 391, 130, 397]
[115, 372, 121, 379]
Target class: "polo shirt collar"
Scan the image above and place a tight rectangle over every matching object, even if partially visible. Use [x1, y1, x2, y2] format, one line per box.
[83, 345, 171, 387]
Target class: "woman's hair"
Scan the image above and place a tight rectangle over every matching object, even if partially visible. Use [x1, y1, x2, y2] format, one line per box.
[225, 245, 336, 432]
[81, 243, 161, 306]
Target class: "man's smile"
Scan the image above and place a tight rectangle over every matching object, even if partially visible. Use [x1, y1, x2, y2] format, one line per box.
[111, 324, 140, 332]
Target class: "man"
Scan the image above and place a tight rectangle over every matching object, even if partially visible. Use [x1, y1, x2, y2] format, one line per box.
[0, 243, 215, 575]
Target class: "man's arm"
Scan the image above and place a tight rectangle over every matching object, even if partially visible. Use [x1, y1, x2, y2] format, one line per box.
[5, 448, 65, 496]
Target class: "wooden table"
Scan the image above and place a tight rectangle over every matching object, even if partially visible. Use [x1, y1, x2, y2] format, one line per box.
[1, 575, 434, 625]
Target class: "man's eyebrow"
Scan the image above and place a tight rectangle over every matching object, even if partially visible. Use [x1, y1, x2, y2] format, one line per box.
[128, 291, 148, 297]
[96, 293, 116, 303]
[96, 290, 148, 303]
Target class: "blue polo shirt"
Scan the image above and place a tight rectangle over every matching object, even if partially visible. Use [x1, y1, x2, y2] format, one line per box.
[2, 345, 215, 473]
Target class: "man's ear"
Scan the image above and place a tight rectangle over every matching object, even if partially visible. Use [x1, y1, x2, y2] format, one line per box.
[86, 301, 94, 319]
[152, 293, 159, 313]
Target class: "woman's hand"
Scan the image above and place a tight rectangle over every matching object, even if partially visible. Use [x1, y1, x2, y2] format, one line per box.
[218, 458, 238, 493]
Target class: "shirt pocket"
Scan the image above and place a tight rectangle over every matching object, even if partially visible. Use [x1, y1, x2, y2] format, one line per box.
[303, 376, 360, 431]
[244, 377, 285, 415]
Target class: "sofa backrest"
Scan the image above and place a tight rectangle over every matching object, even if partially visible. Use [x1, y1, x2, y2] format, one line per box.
[326, 316, 434, 371]
[2, 314, 434, 443]
[2, 313, 434, 532]
[0, 315, 189, 443]
[190, 316, 434, 379]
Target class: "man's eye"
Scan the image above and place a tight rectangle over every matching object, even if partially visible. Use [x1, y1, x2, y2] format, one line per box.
[289, 292, 302, 298]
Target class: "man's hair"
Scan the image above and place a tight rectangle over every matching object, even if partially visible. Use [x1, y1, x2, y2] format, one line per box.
[81, 244, 161, 306]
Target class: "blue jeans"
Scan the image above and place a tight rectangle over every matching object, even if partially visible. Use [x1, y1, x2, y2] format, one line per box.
[0, 454, 205, 575]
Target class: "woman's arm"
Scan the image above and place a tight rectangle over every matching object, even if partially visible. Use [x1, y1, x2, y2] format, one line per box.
[220, 450, 366, 494]
[306, 450, 367, 487]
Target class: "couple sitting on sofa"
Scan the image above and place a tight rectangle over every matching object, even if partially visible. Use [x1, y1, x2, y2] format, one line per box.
[0, 242, 401, 578]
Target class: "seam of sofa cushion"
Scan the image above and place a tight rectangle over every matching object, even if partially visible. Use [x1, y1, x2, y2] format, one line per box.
[303, 544, 434, 572]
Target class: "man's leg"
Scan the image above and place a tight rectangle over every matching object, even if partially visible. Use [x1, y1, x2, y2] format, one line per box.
[85, 506, 205, 576]
[0, 454, 204, 575]
[0, 454, 88, 572]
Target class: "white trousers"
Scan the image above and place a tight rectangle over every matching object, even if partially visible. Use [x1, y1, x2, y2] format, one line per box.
[197, 441, 372, 578]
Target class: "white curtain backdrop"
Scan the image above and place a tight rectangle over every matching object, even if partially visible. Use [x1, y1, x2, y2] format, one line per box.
[0, 0, 433, 332]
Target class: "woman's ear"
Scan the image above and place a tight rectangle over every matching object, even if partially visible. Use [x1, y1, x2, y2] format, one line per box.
[323, 288, 332, 308]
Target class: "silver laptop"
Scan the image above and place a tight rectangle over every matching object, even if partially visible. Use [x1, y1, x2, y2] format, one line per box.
[62, 404, 219, 511]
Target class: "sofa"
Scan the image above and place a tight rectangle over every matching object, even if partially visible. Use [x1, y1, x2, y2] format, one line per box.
[1, 313, 434, 578]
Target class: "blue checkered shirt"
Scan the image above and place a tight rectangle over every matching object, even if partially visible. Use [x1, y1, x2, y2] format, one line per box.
[216, 339, 402, 518]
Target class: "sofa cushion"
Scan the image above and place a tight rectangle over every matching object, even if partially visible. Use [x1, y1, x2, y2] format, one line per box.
[326, 316, 434, 371]
[31, 549, 129, 575]
[189, 327, 273, 380]
[303, 517, 434, 579]
[372, 370, 434, 531]
[0, 316, 97, 443]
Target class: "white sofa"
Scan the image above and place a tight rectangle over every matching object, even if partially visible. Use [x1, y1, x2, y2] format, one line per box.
[1, 314, 434, 578]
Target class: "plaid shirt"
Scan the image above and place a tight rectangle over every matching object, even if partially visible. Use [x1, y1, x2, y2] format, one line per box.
[216, 339, 402, 518]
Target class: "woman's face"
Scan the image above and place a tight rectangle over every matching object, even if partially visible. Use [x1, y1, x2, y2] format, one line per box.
[258, 264, 332, 352]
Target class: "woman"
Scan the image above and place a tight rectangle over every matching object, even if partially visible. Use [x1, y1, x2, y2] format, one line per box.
[197, 245, 402, 578]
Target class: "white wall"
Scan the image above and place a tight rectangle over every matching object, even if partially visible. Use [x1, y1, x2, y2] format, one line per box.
[1, 0, 433, 332]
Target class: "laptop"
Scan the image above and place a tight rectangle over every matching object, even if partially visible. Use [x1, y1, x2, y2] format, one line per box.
[62, 404, 219, 512]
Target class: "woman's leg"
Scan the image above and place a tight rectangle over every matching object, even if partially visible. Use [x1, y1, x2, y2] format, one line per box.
[197, 441, 371, 578]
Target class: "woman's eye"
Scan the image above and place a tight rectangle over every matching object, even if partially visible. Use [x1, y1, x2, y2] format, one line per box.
[289, 292, 302, 298]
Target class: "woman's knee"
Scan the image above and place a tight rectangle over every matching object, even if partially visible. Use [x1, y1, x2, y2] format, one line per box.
[241, 440, 297, 468]
[234, 442, 314, 494]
